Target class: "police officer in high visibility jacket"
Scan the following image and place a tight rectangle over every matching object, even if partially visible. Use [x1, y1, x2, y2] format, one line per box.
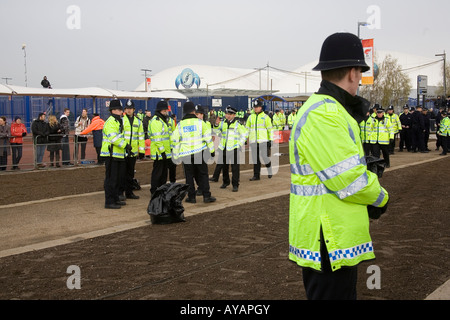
[359, 111, 373, 156]
[370, 107, 391, 168]
[246, 100, 273, 180]
[289, 32, 389, 300]
[385, 105, 402, 154]
[101, 99, 131, 209]
[171, 101, 216, 204]
[287, 109, 297, 130]
[212, 106, 248, 192]
[120, 100, 145, 200]
[149, 100, 172, 195]
[438, 110, 450, 155]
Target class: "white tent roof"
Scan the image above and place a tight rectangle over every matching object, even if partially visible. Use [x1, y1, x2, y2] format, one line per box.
[135, 51, 444, 98]
[0, 85, 187, 100]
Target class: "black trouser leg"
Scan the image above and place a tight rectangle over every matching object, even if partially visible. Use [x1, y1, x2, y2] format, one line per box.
[104, 157, 125, 205]
[302, 228, 357, 300]
[380, 144, 390, 166]
[150, 157, 169, 195]
[124, 156, 137, 196]
[250, 143, 260, 178]
[168, 158, 177, 183]
[222, 151, 230, 185]
[196, 160, 211, 199]
[442, 136, 448, 154]
[230, 149, 240, 187]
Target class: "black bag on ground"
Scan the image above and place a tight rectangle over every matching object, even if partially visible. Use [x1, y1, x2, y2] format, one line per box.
[147, 183, 189, 225]
[365, 156, 386, 178]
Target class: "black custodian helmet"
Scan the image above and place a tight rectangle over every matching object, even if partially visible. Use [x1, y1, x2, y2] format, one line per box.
[313, 32, 370, 72]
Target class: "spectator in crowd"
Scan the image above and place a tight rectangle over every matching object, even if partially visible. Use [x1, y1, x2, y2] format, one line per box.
[9, 116, 27, 170]
[80, 113, 105, 165]
[74, 108, 91, 161]
[47, 115, 62, 167]
[41, 76, 52, 89]
[31, 112, 49, 168]
[0, 116, 11, 171]
[59, 108, 72, 166]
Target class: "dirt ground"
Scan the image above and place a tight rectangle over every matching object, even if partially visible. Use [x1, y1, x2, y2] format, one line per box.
[0, 144, 449, 304]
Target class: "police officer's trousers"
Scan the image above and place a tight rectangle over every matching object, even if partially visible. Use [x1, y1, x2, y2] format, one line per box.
[250, 142, 272, 178]
[302, 228, 357, 300]
[104, 157, 126, 205]
[121, 156, 137, 196]
[182, 153, 211, 200]
[150, 156, 170, 195]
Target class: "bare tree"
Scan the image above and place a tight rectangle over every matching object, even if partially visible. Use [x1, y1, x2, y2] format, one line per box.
[360, 54, 412, 110]
[436, 61, 450, 97]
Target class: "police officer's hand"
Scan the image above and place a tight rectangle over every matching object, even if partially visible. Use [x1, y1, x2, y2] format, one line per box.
[367, 202, 388, 219]
[161, 152, 167, 160]
[211, 151, 215, 158]
[22, 132, 27, 137]
[125, 144, 132, 154]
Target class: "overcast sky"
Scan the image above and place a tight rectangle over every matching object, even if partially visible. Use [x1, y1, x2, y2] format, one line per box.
[1, 0, 449, 91]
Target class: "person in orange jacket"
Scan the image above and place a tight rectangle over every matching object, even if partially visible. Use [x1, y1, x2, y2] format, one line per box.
[10, 116, 27, 170]
[80, 113, 105, 164]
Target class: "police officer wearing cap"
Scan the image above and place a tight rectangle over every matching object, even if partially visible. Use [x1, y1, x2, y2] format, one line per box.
[399, 105, 412, 152]
[171, 101, 216, 203]
[437, 110, 450, 155]
[120, 99, 145, 200]
[212, 106, 248, 192]
[101, 99, 130, 209]
[289, 32, 389, 300]
[246, 100, 274, 180]
[385, 105, 402, 154]
[411, 105, 427, 153]
[149, 100, 172, 195]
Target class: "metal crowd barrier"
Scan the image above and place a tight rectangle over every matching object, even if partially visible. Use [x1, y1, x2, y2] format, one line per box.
[0, 134, 99, 172]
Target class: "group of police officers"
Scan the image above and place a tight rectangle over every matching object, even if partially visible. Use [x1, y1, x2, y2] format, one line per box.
[360, 103, 450, 169]
[101, 98, 274, 209]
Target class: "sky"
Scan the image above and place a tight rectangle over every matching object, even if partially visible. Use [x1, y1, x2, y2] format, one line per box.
[1, 0, 449, 91]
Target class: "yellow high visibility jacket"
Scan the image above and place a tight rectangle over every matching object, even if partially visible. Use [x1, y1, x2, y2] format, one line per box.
[439, 117, 450, 136]
[214, 119, 248, 151]
[123, 114, 145, 156]
[246, 111, 273, 143]
[100, 115, 127, 159]
[171, 114, 214, 159]
[370, 117, 391, 145]
[149, 115, 172, 160]
[386, 113, 402, 139]
[289, 93, 389, 272]
[359, 116, 373, 144]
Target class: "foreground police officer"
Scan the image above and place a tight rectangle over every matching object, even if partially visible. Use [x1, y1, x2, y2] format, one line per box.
[289, 32, 389, 300]
[121, 100, 145, 199]
[101, 99, 131, 209]
[171, 101, 216, 203]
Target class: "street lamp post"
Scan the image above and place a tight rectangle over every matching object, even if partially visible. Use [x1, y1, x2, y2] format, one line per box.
[141, 68, 152, 110]
[22, 44, 28, 87]
[435, 51, 447, 99]
[358, 21, 368, 39]
[141, 68, 152, 92]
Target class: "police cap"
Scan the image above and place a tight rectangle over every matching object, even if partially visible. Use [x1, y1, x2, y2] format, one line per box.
[313, 32, 370, 72]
